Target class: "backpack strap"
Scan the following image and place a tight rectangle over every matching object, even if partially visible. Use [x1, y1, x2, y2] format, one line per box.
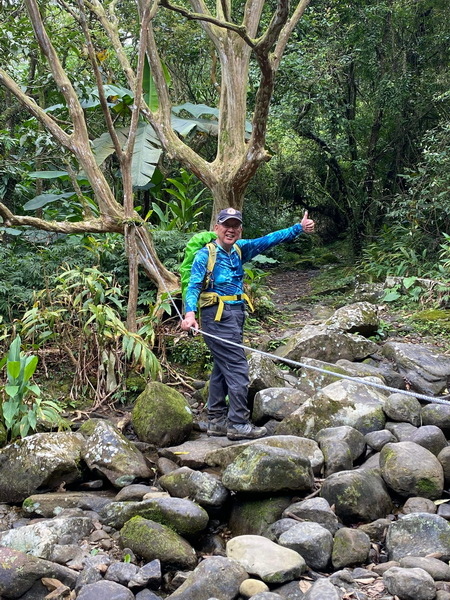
[199, 292, 254, 321]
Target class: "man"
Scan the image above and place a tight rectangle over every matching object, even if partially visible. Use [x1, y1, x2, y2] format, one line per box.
[181, 207, 315, 440]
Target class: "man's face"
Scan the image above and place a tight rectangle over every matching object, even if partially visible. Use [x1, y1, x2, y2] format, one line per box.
[214, 219, 242, 250]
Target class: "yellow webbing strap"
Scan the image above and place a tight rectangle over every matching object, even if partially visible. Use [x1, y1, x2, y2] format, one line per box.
[199, 292, 254, 321]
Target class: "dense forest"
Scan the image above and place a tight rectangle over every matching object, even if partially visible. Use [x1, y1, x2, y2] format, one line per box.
[0, 0, 449, 435]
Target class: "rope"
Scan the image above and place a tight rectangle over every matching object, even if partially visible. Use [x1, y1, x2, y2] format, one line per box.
[136, 227, 450, 406]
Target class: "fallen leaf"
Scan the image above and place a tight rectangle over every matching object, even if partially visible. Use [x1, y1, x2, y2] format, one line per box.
[42, 579, 62, 591]
[299, 580, 312, 592]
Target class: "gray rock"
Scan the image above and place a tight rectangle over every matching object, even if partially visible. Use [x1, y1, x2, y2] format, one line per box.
[159, 436, 234, 470]
[321, 468, 393, 524]
[380, 441, 444, 499]
[295, 357, 351, 396]
[100, 497, 209, 535]
[422, 404, 450, 437]
[158, 466, 229, 507]
[0, 516, 93, 560]
[303, 578, 341, 600]
[221, 444, 314, 493]
[22, 491, 114, 517]
[365, 429, 397, 451]
[75, 566, 104, 592]
[248, 353, 286, 398]
[252, 388, 309, 423]
[78, 419, 152, 487]
[205, 435, 323, 475]
[263, 519, 298, 542]
[438, 446, 450, 485]
[274, 324, 379, 363]
[272, 579, 306, 600]
[325, 301, 379, 335]
[382, 341, 450, 396]
[0, 432, 84, 503]
[319, 440, 353, 477]
[0, 547, 78, 599]
[131, 381, 193, 447]
[401, 497, 437, 514]
[226, 535, 306, 584]
[385, 421, 417, 440]
[168, 556, 248, 600]
[359, 518, 392, 542]
[120, 517, 197, 570]
[229, 496, 292, 536]
[104, 561, 139, 585]
[383, 566, 436, 600]
[400, 556, 450, 580]
[115, 484, 157, 501]
[276, 379, 386, 438]
[336, 358, 404, 389]
[278, 522, 333, 570]
[386, 513, 450, 561]
[316, 426, 366, 462]
[383, 392, 422, 426]
[282, 497, 341, 535]
[331, 527, 371, 568]
[129, 559, 162, 589]
[410, 425, 448, 456]
[136, 591, 163, 600]
[76, 580, 135, 600]
[251, 594, 285, 600]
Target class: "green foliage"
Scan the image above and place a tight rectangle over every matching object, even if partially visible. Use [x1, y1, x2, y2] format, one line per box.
[149, 169, 209, 232]
[17, 266, 161, 403]
[0, 336, 65, 441]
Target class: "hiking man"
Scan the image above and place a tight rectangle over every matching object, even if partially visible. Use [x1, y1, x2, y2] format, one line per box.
[181, 207, 315, 440]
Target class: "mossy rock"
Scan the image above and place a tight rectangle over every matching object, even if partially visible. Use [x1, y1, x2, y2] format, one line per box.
[120, 515, 197, 569]
[411, 309, 450, 322]
[131, 381, 193, 447]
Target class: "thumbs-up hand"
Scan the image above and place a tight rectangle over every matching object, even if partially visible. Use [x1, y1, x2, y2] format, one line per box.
[300, 210, 315, 233]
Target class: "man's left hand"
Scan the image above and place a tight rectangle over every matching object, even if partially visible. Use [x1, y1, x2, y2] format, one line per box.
[301, 210, 315, 233]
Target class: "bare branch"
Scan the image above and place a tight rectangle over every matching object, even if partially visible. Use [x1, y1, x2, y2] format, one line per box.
[273, 0, 311, 70]
[254, 0, 290, 54]
[0, 202, 122, 233]
[160, 0, 255, 47]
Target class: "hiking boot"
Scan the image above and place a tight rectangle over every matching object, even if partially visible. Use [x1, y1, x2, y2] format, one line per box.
[227, 423, 267, 441]
[207, 416, 228, 437]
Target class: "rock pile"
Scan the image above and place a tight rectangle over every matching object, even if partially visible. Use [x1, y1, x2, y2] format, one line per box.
[0, 302, 450, 600]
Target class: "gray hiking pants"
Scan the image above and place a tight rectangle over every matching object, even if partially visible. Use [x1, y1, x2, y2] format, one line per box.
[200, 303, 250, 426]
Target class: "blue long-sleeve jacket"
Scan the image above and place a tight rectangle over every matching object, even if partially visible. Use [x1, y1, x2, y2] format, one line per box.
[184, 223, 303, 313]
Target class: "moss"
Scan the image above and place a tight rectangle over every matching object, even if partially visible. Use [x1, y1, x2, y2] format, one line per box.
[416, 477, 440, 496]
[411, 309, 450, 322]
[78, 419, 97, 437]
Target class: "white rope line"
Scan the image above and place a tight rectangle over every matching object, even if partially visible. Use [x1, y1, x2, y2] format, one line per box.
[137, 227, 450, 406]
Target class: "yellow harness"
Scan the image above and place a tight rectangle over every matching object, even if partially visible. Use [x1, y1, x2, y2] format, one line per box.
[198, 242, 255, 321]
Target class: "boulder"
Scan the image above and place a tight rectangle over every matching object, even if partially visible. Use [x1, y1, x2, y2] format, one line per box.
[0, 432, 84, 503]
[158, 467, 229, 508]
[386, 513, 450, 561]
[248, 353, 285, 398]
[383, 392, 422, 426]
[382, 341, 450, 396]
[120, 516, 197, 570]
[229, 496, 292, 537]
[282, 497, 341, 535]
[331, 527, 371, 568]
[131, 382, 193, 447]
[321, 469, 393, 524]
[100, 496, 209, 535]
[221, 444, 314, 493]
[226, 535, 306, 584]
[278, 522, 333, 570]
[205, 435, 323, 475]
[168, 556, 248, 600]
[78, 419, 152, 487]
[276, 379, 386, 438]
[325, 301, 379, 336]
[274, 324, 379, 363]
[0, 516, 93, 560]
[252, 388, 309, 423]
[380, 441, 444, 499]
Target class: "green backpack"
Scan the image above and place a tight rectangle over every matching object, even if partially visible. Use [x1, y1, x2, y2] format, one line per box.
[179, 231, 242, 305]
